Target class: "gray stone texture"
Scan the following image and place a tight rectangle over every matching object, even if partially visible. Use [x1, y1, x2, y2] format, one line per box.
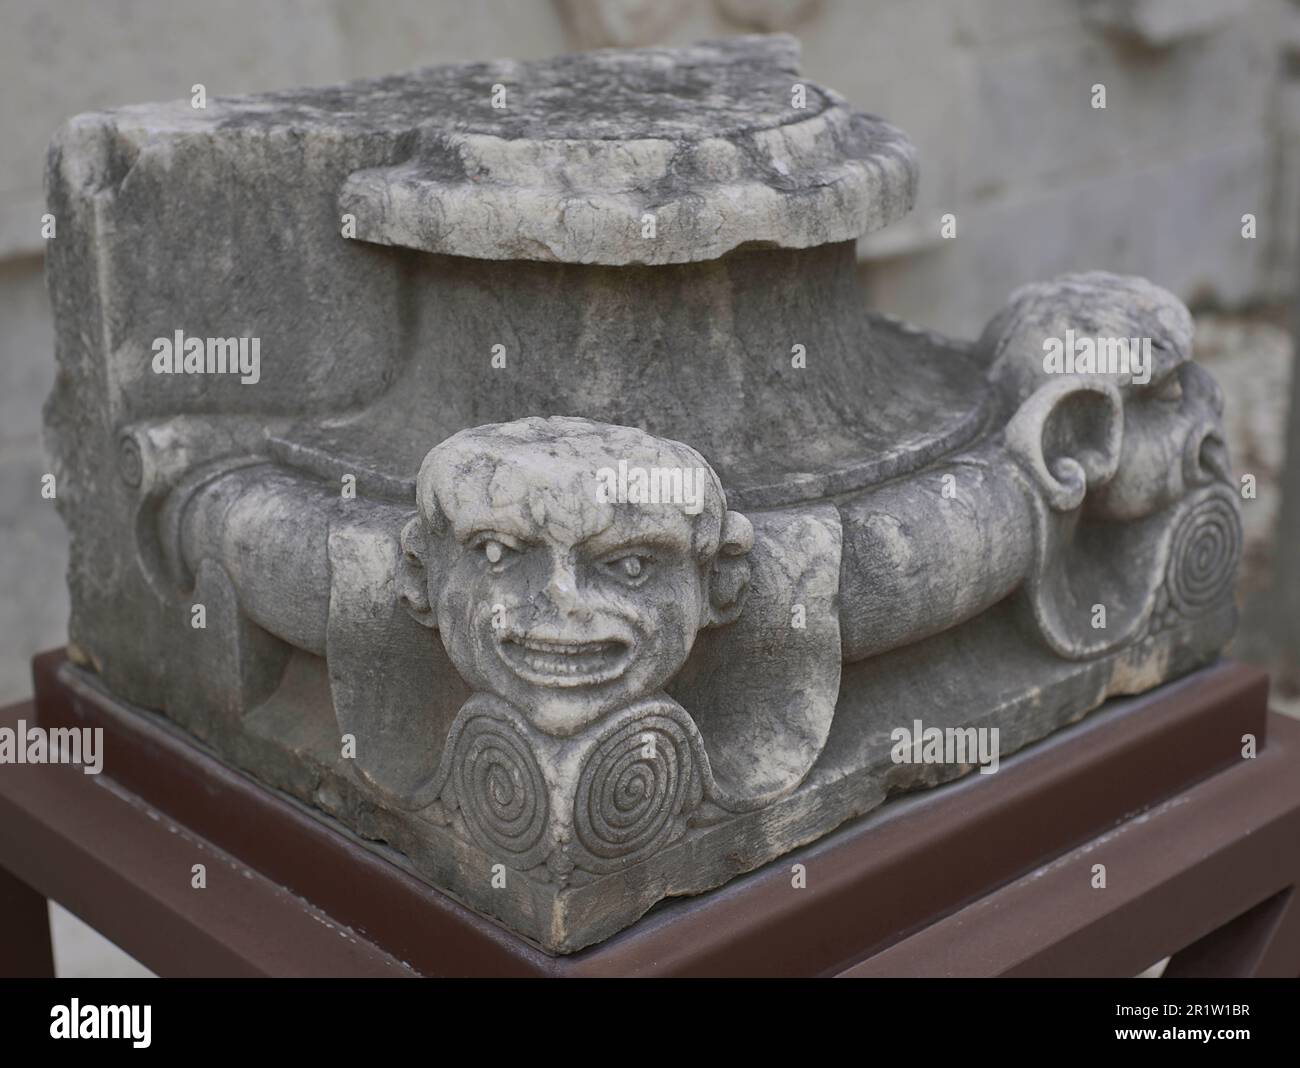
[2, 0, 1297, 970]
[42, 36, 1244, 952]
[339, 38, 916, 264]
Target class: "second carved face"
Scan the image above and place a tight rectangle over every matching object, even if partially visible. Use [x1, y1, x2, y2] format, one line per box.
[982, 271, 1231, 520]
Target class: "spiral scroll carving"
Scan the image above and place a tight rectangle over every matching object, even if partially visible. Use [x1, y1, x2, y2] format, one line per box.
[573, 704, 705, 873]
[1165, 489, 1241, 618]
[448, 710, 550, 868]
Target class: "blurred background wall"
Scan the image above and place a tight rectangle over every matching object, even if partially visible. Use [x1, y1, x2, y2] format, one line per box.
[1, 0, 1297, 973]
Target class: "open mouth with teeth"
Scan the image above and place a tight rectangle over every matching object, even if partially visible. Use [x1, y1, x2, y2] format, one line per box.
[498, 634, 633, 687]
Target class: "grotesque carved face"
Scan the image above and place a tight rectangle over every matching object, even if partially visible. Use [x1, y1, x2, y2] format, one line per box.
[1086, 357, 1228, 521]
[400, 417, 752, 736]
[982, 271, 1230, 521]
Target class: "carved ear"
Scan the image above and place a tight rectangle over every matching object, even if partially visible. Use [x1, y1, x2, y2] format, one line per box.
[1004, 378, 1122, 513]
[397, 515, 436, 628]
[1009, 377, 1182, 660]
[706, 509, 754, 627]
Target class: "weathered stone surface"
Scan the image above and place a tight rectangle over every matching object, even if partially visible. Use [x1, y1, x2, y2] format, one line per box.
[339, 36, 916, 263]
[0, 0, 571, 259]
[44, 36, 1242, 953]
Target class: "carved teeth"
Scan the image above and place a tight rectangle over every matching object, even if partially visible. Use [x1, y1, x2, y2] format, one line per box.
[500, 635, 630, 685]
[512, 637, 619, 655]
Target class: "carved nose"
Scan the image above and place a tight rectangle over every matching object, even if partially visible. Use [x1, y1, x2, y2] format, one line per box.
[1187, 423, 1231, 486]
[543, 564, 591, 621]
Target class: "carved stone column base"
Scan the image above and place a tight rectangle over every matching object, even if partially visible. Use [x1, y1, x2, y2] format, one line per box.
[57, 596, 1229, 953]
[43, 36, 1245, 955]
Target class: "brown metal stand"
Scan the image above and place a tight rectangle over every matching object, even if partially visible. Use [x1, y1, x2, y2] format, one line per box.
[0, 649, 1295, 977]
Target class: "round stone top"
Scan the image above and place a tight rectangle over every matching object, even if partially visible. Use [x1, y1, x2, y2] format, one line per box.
[336, 35, 918, 264]
[85, 35, 916, 266]
[428, 39, 836, 141]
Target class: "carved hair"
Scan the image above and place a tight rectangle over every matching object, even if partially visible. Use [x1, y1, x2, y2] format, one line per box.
[403, 416, 754, 627]
[414, 416, 751, 560]
[977, 271, 1193, 410]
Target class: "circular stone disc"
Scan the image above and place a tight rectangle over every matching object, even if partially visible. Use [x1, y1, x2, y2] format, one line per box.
[333, 35, 918, 264]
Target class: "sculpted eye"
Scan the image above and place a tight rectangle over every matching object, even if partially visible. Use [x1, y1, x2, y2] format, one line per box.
[1152, 373, 1184, 404]
[605, 553, 651, 583]
[471, 533, 525, 568]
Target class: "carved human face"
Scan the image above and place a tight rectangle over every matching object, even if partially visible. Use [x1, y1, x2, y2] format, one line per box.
[1087, 360, 1229, 521]
[411, 418, 738, 736]
[434, 501, 707, 735]
[984, 273, 1230, 523]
